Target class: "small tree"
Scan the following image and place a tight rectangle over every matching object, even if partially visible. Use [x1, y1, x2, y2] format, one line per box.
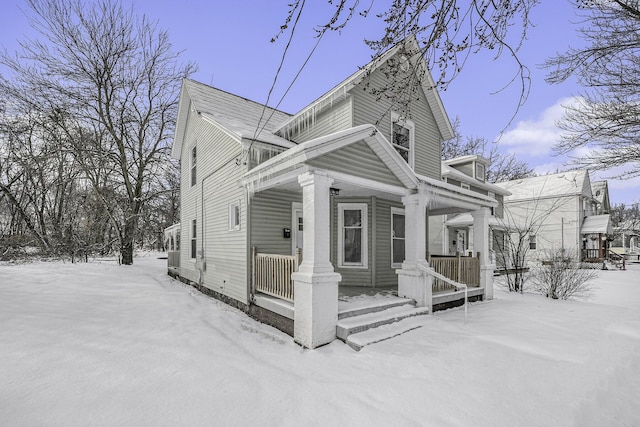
[530, 249, 597, 300]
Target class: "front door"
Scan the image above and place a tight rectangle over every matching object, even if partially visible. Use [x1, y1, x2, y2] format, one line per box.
[292, 202, 303, 258]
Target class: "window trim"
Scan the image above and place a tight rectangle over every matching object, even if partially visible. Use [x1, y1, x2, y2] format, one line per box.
[475, 162, 486, 182]
[190, 145, 197, 187]
[529, 234, 537, 250]
[190, 219, 197, 259]
[391, 207, 405, 268]
[229, 201, 241, 231]
[391, 111, 415, 169]
[337, 203, 368, 269]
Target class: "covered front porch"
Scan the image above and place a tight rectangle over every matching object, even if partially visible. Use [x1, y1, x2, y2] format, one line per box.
[243, 125, 497, 348]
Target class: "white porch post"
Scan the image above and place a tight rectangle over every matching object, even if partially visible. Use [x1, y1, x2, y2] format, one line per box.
[292, 171, 342, 348]
[472, 207, 496, 300]
[397, 192, 432, 311]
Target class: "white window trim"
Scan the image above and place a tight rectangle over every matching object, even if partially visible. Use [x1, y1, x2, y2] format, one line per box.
[475, 162, 485, 182]
[190, 219, 197, 259]
[391, 207, 405, 268]
[190, 145, 197, 187]
[229, 201, 241, 231]
[391, 111, 415, 169]
[338, 203, 368, 269]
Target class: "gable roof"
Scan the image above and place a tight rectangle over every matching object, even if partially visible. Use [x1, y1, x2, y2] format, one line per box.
[274, 35, 454, 141]
[171, 79, 294, 159]
[243, 124, 419, 191]
[496, 170, 592, 201]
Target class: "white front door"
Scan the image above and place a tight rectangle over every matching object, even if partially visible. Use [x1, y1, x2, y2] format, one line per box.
[292, 202, 303, 258]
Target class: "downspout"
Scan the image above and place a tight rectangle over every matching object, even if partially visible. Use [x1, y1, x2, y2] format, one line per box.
[199, 153, 243, 286]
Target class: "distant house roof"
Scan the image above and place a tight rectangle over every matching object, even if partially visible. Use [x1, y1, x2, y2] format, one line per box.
[495, 170, 592, 201]
[274, 35, 454, 141]
[172, 79, 294, 159]
[581, 214, 613, 235]
[441, 163, 511, 196]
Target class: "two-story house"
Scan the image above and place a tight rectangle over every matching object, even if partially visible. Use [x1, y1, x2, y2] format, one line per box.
[170, 36, 497, 349]
[495, 170, 613, 266]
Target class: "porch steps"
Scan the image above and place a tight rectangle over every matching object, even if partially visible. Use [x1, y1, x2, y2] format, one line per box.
[336, 303, 429, 351]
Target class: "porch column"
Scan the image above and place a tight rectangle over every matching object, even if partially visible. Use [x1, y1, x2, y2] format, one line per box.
[472, 207, 496, 300]
[291, 171, 342, 349]
[397, 192, 433, 311]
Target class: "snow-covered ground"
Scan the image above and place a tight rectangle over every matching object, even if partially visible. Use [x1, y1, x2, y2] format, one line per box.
[1, 255, 639, 427]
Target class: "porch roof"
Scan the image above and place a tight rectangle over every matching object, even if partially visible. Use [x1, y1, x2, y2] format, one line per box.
[242, 124, 497, 213]
[444, 213, 506, 229]
[581, 214, 613, 235]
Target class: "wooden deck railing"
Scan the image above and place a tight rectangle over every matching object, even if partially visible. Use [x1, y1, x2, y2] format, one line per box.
[429, 253, 480, 293]
[252, 247, 301, 302]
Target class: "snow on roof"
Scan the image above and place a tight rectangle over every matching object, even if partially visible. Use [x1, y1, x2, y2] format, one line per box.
[581, 214, 613, 235]
[443, 154, 490, 167]
[441, 163, 511, 196]
[275, 35, 454, 141]
[495, 170, 591, 201]
[172, 79, 294, 158]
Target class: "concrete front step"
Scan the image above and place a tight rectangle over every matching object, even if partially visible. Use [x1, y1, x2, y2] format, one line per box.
[345, 316, 428, 351]
[336, 304, 429, 342]
[338, 297, 415, 320]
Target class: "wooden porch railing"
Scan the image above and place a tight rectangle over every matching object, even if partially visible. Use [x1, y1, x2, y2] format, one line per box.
[429, 253, 480, 293]
[252, 247, 301, 302]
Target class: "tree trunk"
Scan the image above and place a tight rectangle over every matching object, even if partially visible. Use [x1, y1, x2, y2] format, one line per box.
[120, 216, 137, 265]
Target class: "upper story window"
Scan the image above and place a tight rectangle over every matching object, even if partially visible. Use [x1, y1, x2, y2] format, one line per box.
[391, 112, 415, 168]
[190, 219, 197, 259]
[190, 145, 197, 187]
[475, 162, 485, 182]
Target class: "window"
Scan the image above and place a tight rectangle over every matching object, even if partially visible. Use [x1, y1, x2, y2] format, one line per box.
[475, 162, 485, 182]
[338, 203, 368, 268]
[391, 112, 415, 168]
[190, 146, 197, 187]
[529, 234, 537, 250]
[190, 219, 197, 259]
[229, 201, 241, 231]
[391, 208, 405, 267]
[461, 183, 470, 190]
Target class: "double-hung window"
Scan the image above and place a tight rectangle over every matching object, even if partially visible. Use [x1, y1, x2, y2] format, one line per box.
[529, 234, 537, 250]
[338, 203, 368, 268]
[391, 112, 415, 168]
[391, 208, 405, 268]
[190, 219, 197, 259]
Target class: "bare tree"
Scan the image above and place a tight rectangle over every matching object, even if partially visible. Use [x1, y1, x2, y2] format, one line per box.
[0, 0, 195, 264]
[443, 118, 534, 183]
[275, 1, 539, 125]
[544, 0, 640, 178]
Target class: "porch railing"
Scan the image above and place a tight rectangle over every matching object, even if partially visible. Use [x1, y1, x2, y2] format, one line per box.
[581, 248, 603, 261]
[429, 253, 480, 293]
[417, 263, 468, 323]
[252, 247, 301, 302]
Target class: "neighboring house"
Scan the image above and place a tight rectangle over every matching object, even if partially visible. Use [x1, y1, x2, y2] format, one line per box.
[495, 170, 613, 265]
[170, 36, 497, 349]
[428, 155, 512, 269]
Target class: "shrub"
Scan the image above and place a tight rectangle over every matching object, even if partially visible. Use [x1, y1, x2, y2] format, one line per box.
[530, 249, 597, 300]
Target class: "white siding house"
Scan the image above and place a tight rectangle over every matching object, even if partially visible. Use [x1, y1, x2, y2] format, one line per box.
[170, 36, 498, 348]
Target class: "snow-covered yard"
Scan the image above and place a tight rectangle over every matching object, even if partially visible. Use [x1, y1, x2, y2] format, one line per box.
[1, 255, 639, 427]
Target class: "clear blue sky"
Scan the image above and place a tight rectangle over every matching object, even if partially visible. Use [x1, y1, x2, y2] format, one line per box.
[1, 0, 638, 206]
